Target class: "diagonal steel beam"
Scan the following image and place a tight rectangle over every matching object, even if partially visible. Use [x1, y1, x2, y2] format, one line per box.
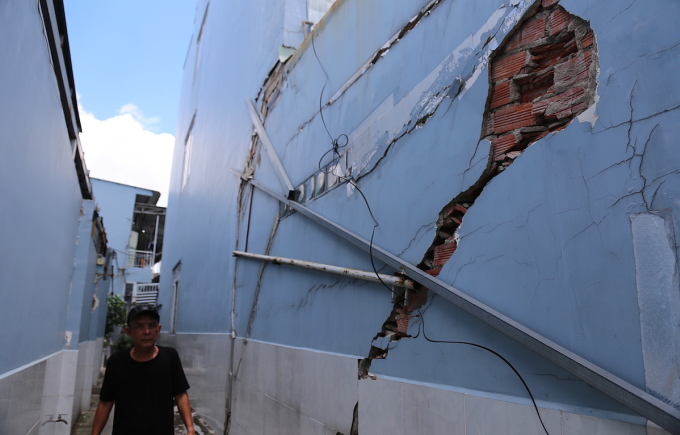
[245, 175, 680, 434]
[245, 99, 295, 194]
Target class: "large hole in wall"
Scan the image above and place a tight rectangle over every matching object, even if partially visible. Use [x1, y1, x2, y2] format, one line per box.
[361, 0, 598, 377]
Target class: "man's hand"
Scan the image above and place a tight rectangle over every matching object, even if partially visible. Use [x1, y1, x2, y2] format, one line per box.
[175, 391, 196, 435]
[90, 400, 114, 435]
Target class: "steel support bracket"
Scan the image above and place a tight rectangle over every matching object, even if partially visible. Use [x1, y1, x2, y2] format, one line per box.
[245, 175, 680, 434]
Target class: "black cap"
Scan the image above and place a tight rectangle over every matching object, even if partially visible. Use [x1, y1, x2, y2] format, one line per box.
[127, 304, 160, 325]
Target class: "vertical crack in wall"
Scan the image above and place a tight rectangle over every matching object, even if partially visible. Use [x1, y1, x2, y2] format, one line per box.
[359, 0, 599, 378]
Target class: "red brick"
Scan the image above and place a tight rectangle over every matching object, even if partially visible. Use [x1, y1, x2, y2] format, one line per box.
[554, 100, 589, 119]
[425, 268, 441, 277]
[554, 51, 592, 86]
[491, 51, 527, 82]
[581, 30, 594, 48]
[505, 15, 547, 51]
[532, 98, 550, 116]
[406, 290, 429, 312]
[492, 134, 519, 161]
[483, 115, 494, 137]
[548, 8, 571, 35]
[432, 242, 457, 267]
[452, 204, 468, 214]
[542, 0, 560, 6]
[533, 86, 585, 118]
[519, 70, 554, 103]
[531, 39, 577, 69]
[490, 81, 512, 109]
[493, 103, 536, 134]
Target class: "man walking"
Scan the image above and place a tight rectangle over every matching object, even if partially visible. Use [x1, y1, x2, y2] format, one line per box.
[91, 304, 195, 435]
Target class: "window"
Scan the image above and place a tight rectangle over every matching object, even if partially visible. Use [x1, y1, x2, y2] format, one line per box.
[193, 3, 209, 82]
[170, 262, 181, 334]
[181, 115, 195, 191]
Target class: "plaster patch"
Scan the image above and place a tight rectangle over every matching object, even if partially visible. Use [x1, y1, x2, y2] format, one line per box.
[64, 330, 73, 349]
[630, 210, 680, 409]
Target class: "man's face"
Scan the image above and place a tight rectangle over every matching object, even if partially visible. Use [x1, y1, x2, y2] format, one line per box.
[124, 313, 161, 350]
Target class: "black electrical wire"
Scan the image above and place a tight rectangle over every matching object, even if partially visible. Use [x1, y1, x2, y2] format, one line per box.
[411, 308, 551, 435]
[310, 23, 548, 435]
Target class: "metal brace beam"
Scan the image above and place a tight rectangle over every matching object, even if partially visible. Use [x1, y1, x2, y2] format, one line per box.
[245, 99, 295, 194]
[244, 175, 680, 434]
[233, 250, 416, 289]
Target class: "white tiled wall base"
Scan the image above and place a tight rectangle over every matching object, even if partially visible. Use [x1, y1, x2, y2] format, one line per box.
[39, 350, 78, 435]
[0, 358, 45, 435]
[0, 345, 106, 435]
[359, 377, 672, 435]
[172, 336, 671, 435]
[72, 340, 99, 417]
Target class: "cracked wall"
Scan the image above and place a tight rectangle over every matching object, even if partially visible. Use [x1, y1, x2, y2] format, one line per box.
[361, 0, 599, 373]
[163, 0, 680, 431]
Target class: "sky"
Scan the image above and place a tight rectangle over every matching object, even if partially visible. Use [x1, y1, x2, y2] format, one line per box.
[63, 0, 197, 206]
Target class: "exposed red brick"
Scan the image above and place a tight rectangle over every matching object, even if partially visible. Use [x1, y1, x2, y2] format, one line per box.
[493, 103, 535, 134]
[519, 70, 554, 103]
[548, 8, 571, 35]
[542, 0, 560, 6]
[533, 86, 584, 117]
[425, 268, 441, 277]
[492, 134, 518, 161]
[483, 115, 494, 137]
[491, 51, 527, 82]
[505, 15, 547, 51]
[406, 290, 429, 312]
[554, 100, 589, 119]
[530, 38, 577, 69]
[532, 99, 550, 116]
[452, 204, 468, 214]
[432, 242, 457, 267]
[490, 81, 512, 109]
[554, 50, 592, 86]
[396, 310, 410, 333]
[581, 30, 594, 48]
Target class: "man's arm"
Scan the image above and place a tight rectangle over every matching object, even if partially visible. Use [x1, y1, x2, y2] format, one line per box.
[90, 400, 114, 435]
[175, 391, 195, 435]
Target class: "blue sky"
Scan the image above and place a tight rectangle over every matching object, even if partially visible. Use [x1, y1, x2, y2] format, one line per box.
[64, 0, 196, 135]
[63, 0, 197, 205]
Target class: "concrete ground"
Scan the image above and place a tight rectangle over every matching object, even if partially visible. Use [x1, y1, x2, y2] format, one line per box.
[71, 377, 216, 435]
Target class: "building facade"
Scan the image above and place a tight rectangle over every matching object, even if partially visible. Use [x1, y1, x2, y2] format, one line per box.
[160, 0, 680, 433]
[0, 1, 108, 433]
[91, 179, 165, 307]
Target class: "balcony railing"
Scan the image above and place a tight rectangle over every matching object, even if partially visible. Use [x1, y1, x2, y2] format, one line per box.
[127, 249, 154, 268]
[131, 283, 159, 305]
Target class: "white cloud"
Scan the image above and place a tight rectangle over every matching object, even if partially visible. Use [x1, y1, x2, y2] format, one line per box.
[79, 106, 175, 207]
[118, 103, 162, 129]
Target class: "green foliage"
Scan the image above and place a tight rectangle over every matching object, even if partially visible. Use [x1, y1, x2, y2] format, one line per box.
[113, 334, 133, 351]
[105, 294, 127, 336]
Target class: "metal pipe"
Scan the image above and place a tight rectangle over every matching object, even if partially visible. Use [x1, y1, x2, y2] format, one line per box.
[233, 250, 415, 290]
[244, 175, 680, 434]
[152, 215, 159, 263]
[245, 99, 294, 193]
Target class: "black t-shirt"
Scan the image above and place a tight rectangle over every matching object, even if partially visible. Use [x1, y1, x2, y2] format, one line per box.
[100, 346, 190, 435]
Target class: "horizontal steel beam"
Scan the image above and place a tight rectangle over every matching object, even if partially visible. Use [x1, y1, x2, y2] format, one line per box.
[246, 176, 680, 434]
[233, 250, 416, 290]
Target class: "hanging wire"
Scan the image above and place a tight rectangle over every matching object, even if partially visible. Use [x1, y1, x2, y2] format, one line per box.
[410, 307, 551, 435]
[309, 20, 548, 435]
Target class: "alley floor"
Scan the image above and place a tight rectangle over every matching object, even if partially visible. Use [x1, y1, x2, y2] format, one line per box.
[70, 377, 216, 435]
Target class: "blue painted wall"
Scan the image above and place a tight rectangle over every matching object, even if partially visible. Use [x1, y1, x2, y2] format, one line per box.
[161, 0, 680, 423]
[0, 0, 88, 374]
